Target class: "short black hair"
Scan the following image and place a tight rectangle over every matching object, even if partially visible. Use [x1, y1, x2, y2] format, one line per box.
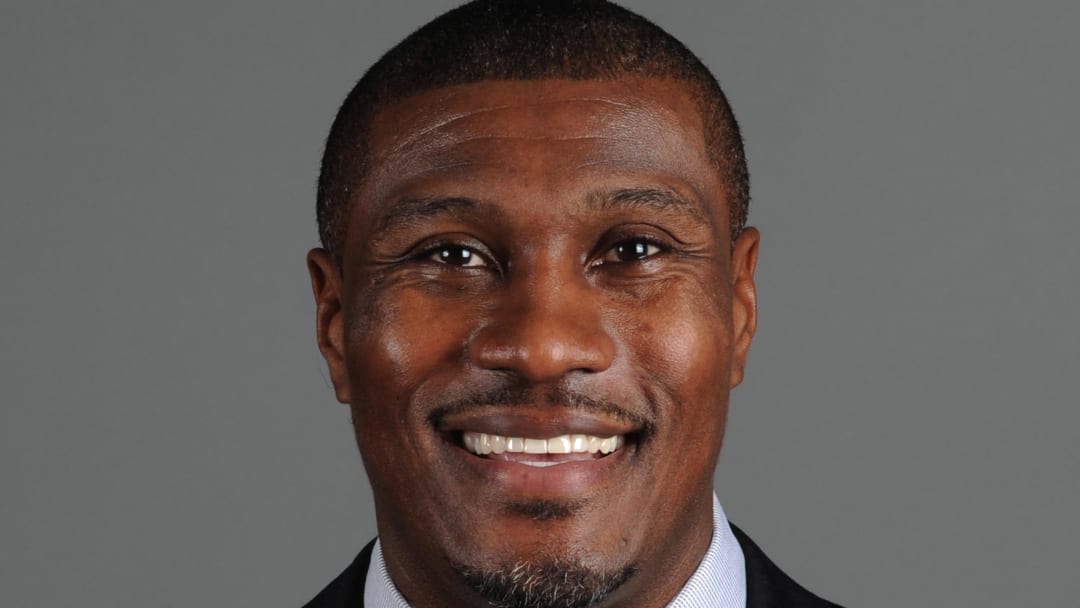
[317, 0, 749, 260]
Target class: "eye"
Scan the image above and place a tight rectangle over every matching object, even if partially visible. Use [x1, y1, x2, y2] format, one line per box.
[427, 244, 487, 267]
[599, 238, 665, 263]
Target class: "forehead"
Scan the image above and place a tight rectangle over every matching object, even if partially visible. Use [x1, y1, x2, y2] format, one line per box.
[356, 77, 724, 229]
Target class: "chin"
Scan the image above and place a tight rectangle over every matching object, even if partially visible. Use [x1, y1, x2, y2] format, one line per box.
[451, 551, 637, 608]
[441, 499, 640, 608]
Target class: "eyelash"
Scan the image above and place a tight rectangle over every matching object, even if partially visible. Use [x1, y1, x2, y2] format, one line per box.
[420, 242, 491, 268]
[415, 234, 671, 270]
[594, 236, 669, 265]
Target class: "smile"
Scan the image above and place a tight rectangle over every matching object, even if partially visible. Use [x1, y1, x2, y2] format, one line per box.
[461, 431, 624, 466]
[436, 409, 641, 494]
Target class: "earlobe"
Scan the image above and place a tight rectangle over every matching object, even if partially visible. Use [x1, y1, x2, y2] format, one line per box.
[307, 248, 352, 404]
[729, 227, 760, 388]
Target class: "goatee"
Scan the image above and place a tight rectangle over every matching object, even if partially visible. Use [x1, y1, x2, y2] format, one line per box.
[453, 558, 637, 608]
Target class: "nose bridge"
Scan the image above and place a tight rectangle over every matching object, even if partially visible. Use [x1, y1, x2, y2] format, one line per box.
[470, 255, 615, 381]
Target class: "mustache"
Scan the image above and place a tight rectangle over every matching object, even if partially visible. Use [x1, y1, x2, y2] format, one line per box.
[426, 382, 654, 432]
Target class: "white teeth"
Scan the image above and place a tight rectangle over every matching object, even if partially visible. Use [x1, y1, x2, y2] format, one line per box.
[462, 432, 624, 457]
[547, 435, 572, 454]
[523, 438, 547, 454]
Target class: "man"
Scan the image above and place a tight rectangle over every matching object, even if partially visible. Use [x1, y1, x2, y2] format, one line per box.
[305, 1, 841, 606]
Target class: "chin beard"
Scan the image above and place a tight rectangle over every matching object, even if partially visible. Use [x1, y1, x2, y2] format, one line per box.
[453, 557, 636, 608]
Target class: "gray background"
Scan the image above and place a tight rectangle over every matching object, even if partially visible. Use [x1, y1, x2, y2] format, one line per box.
[2, 1, 1077, 606]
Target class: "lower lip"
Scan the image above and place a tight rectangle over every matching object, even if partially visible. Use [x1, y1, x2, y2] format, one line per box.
[452, 442, 631, 497]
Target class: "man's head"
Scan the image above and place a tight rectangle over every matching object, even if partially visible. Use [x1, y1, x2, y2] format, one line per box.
[308, 2, 759, 607]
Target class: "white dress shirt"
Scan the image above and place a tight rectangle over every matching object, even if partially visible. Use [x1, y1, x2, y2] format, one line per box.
[364, 493, 746, 607]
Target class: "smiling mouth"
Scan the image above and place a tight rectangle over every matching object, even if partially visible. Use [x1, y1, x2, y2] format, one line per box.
[460, 431, 626, 467]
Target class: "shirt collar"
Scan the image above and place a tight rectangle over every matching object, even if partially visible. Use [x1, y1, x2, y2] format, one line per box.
[364, 493, 745, 607]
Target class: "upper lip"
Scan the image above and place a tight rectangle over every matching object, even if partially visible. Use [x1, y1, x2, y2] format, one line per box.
[435, 409, 640, 439]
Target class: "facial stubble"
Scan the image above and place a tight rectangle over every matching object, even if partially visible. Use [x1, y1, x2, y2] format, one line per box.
[451, 533, 635, 606]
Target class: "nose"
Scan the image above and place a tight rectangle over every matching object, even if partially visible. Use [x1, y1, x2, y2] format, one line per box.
[469, 266, 616, 383]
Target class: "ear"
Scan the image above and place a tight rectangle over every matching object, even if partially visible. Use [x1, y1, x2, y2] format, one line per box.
[729, 227, 760, 388]
[307, 248, 351, 404]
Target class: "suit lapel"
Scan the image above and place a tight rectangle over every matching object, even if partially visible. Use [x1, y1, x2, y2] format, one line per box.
[731, 524, 843, 608]
[303, 540, 374, 608]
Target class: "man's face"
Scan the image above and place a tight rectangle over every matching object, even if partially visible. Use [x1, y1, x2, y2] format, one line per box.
[309, 77, 759, 607]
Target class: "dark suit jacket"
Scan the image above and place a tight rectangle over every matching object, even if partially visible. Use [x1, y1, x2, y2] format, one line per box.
[305, 524, 843, 607]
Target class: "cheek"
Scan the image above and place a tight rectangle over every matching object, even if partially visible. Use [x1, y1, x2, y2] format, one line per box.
[343, 287, 476, 493]
[344, 293, 407, 397]
[344, 285, 479, 416]
[654, 320, 733, 438]
[626, 286, 734, 468]
[634, 297, 733, 400]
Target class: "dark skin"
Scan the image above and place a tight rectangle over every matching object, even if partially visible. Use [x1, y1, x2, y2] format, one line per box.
[308, 77, 759, 607]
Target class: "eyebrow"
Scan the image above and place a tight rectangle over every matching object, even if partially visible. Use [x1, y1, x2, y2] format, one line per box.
[586, 187, 709, 223]
[373, 196, 486, 233]
[373, 186, 708, 234]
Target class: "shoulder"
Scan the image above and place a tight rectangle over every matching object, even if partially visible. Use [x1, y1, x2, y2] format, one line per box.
[302, 541, 375, 608]
[730, 524, 845, 608]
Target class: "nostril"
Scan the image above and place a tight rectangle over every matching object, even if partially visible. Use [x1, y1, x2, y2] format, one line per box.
[466, 285, 616, 380]
[473, 341, 613, 382]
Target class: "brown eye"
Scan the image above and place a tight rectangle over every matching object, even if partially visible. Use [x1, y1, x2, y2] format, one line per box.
[601, 238, 663, 263]
[429, 245, 486, 267]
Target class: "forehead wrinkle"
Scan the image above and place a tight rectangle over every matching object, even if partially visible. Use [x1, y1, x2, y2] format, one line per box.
[385, 96, 649, 156]
[375, 133, 628, 194]
[385, 104, 515, 158]
[440, 134, 625, 145]
[561, 96, 636, 109]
